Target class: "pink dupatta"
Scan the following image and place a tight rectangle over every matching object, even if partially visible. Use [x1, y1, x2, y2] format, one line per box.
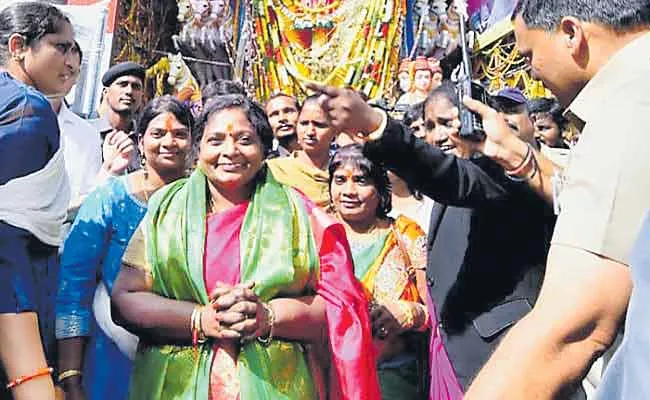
[427, 290, 463, 400]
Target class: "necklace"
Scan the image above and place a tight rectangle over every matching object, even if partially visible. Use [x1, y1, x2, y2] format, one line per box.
[208, 195, 217, 214]
[139, 172, 152, 203]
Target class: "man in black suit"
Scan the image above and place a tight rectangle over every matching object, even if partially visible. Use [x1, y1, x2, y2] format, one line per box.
[308, 83, 584, 398]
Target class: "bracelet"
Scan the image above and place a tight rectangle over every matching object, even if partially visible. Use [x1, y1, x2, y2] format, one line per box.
[257, 302, 275, 346]
[57, 369, 82, 383]
[191, 306, 202, 340]
[197, 308, 207, 344]
[6, 367, 53, 389]
[505, 148, 539, 183]
[190, 306, 199, 338]
[505, 142, 533, 176]
[190, 305, 207, 351]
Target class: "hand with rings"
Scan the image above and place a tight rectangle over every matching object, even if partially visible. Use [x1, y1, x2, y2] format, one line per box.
[196, 282, 239, 340]
[370, 301, 408, 340]
[377, 326, 389, 339]
[209, 281, 271, 343]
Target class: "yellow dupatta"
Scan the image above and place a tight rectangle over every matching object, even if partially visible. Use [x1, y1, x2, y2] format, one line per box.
[267, 154, 330, 209]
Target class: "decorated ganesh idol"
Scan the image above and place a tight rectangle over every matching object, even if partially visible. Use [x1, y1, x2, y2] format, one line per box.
[395, 56, 443, 108]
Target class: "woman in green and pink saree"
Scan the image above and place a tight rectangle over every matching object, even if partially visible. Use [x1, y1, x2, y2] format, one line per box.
[111, 94, 380, 400]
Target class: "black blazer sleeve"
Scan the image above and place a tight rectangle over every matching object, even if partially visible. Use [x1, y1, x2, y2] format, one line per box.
[363, 117, 509, 208]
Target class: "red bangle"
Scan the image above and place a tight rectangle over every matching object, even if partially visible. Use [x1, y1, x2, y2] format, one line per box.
[506, 143, 533, 177]
[6, 367, 53, 389]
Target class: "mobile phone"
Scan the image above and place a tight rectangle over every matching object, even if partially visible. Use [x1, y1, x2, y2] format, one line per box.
[455, 0, 486, 142]
[457, 81, 487, 141]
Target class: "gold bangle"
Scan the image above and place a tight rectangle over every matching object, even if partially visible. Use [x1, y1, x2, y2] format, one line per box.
[190, 306, 199, 336]
[191, 306, 206, 344]
[196, 307, 207, 344]
[57, 369, 82, 383]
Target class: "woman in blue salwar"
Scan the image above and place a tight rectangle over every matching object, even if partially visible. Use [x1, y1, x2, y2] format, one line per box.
[55, 96, 193, 400]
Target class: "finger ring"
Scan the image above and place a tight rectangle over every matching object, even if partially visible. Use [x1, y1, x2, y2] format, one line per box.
[378, 326, 388, 338]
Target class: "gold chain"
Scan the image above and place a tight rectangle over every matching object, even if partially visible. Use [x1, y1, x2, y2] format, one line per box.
[139, 172, 151, 203]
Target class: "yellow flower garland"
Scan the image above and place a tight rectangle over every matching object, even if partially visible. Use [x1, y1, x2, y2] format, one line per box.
[251, 0, 406, 101]
[475, 34, 550, 98]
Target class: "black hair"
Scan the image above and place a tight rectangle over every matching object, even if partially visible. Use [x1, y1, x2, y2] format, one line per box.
[528, 96, 568, 130]
[328, 144, 392, 218]
[194, 94, 273, 156]
[403, 102, 425, 127]
[266, 92, 299, 111]
[0, 2, 71, 64]
[201, 79, 245, 106]
[299, 94, 339, 138]
[136, 95, 194, 140]
[424, 80, 460, 110]
[513, 0, 650, 32]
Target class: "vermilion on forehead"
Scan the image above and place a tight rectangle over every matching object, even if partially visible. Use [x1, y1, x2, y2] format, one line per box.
[204, 129, 255, 137]
[334, 166, 366, 178]
[147, 113, 187, 132]
[164, 114, 175, 131]
[205, 123, 254, 135]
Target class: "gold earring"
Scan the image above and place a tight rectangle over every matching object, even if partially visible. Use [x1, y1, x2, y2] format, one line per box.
[140, 155, 147, 177]
[12, 54, 24, 62]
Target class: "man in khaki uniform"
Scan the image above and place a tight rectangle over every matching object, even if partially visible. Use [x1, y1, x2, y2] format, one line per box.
[456, 0, 650, 398]
[301, 0, 650, 398]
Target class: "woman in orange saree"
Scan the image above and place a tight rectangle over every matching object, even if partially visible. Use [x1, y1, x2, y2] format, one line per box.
[329, 144, 462, 400]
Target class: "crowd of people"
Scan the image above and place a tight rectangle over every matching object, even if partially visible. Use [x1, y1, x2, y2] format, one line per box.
[1, 0, 650, 399]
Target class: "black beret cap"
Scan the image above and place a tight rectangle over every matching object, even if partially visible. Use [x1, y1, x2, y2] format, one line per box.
[101, 62, 146, 87]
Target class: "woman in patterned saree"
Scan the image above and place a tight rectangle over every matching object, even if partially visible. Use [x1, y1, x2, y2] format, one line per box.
[328, 144, 430, 399]
[111, 95, 380, 400]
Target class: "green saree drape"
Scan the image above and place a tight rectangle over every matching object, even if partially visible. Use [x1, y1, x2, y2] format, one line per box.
[129, 169, 320, 399]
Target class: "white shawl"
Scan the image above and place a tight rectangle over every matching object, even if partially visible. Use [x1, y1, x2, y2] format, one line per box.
[0, 147, 70, 246]
[93, 282, 138, 360]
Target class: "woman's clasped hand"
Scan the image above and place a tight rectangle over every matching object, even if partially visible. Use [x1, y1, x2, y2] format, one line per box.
[370, 301, 416, 340]
[202, 281, 272, 343]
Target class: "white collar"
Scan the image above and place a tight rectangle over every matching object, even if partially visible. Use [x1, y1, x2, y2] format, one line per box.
[58, 102, 77, 125]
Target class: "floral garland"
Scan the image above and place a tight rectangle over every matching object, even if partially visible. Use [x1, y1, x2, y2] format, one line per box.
[475, 34, 550, 98]
[250, 0, 406, 101]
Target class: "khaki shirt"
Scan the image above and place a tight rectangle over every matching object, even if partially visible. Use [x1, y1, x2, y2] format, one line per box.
[552, 32, 650, 264]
